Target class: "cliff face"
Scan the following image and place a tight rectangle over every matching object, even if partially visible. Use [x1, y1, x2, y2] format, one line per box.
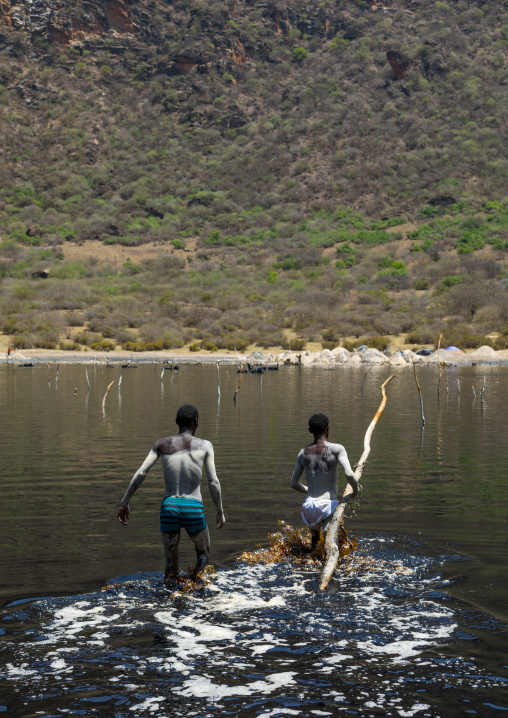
[0, 0, 137, 44]
[0, 0, 409, 50]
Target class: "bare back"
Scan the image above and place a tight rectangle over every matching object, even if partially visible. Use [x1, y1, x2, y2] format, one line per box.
[154, 433, 213, 501]
[120, 430, 223, 514]
[290, 439, 358, 500]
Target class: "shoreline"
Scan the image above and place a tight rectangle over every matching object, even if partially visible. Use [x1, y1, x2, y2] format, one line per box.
[2, 346, 508, 367]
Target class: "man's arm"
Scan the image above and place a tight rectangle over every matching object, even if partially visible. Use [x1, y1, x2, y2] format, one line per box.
[118, 449, 159, 525]
[336, 446, 359, 498]
[203, 443, 225, 528]
[290, 453, 307, 494]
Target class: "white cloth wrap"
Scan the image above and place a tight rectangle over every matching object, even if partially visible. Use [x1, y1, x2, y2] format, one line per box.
[301, 497, 339, 530]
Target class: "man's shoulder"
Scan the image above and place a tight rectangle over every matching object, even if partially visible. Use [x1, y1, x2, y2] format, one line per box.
[153, 436, 171, 453]
[198, 438, 213, 451]
[325, 441, 346, 453]
[153, 435, 213, 454]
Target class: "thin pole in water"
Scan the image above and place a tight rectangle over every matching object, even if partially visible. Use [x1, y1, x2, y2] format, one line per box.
[102, 380, 115, 410]
[412, 360, 425, 425]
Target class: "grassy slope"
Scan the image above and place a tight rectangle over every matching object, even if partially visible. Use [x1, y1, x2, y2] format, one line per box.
[0, 0, 507, 352]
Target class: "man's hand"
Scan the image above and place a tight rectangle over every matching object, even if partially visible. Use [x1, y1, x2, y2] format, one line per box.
[347, 475, 360, 498]
[118, 505, 130, 525]
[216, 512, 225, 529]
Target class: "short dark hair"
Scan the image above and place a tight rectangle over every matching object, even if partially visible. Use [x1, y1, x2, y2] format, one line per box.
[176, 404, 199, 427]
[308, 413, 329, 435]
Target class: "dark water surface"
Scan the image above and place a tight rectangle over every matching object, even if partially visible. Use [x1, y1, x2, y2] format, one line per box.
[0, 362, 507, 716]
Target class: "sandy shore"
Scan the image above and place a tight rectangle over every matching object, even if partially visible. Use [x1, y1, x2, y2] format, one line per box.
[2, 346, 508, 366]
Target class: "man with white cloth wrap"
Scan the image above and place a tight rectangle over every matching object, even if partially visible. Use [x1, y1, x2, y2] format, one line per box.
[290, 413, 358, 550]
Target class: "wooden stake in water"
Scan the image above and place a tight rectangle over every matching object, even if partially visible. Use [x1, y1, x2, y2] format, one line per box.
[217, 362, 221, 397]
[320, 375, 394, 591]
[234, 365, 243, 403]
[472, 385, 476, 399]
[361, 365, 373, 394]
[436, 333, 443, 396]
[457, 379, 461, 394]
[412, 360, 425, 425]
[102, 380, 115, 410]
[161, 368, 165, 381]
[480, 376, 486, 404]
[85, 369, 91, 389]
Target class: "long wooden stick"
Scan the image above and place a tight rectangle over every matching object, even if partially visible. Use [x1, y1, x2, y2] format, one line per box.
[361, 365, 374, 394]
[319, 375, 394, 591]
[233, 365, 243, 403]
[412, 360, 425, 424]
[102, 380, 115, 410]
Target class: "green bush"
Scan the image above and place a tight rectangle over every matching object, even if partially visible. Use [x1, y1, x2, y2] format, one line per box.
[281, 337, 306, 351]
[292, 47, 308, 62]
[442, 275, 464, 287]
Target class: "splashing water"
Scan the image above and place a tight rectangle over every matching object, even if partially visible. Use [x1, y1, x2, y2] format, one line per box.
[237, 521, 357, 567]
[1, 531, 506, 717]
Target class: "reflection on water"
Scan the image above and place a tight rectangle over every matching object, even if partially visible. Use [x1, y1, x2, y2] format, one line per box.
[0, 363, 507, 715]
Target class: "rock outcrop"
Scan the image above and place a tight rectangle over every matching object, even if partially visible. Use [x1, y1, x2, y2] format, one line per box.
[0, 0, 138, 45]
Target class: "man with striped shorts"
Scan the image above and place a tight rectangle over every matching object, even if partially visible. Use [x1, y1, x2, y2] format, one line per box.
[118, 404, 225, 585]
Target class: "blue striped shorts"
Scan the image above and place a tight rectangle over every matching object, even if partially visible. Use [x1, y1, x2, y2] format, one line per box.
[160, 497, 207, 534]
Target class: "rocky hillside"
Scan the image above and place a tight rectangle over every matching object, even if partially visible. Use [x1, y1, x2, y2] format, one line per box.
[1, 0, 507, 227]
[0, 0, 507, 353]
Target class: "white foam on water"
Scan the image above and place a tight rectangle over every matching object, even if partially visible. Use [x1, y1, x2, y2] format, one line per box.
[155, 612, 237, 642]
[2, 544, 491, 718]
[250, 643, 279, 655]
[397, 705, 431, 717]
[180, 671, 297, 699]
[322, 653, 351, 664]
[49, 658, 67, 670]
[129, 697, 166, 713]
[4, 662, 37, 678]
[50, 605, 121, 638]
